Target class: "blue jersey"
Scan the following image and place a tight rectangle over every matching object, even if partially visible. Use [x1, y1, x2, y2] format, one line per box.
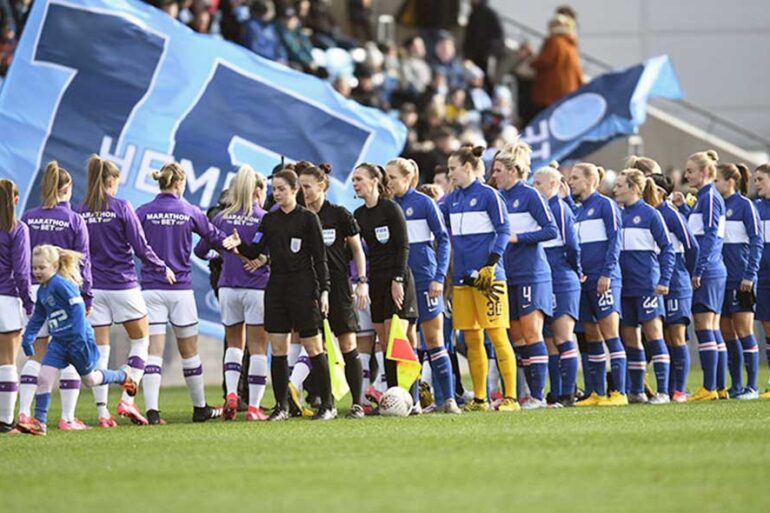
[394, 188, 450, 288]
[657, 201, 698, 297]
[440, 179, 511, 285]
[542, 195, 581, 293]
[722, 193, 762, 286]
[22, 273, 93, 347]
[499, 181, 556, 285]
[619, 199, 675, 296]
[687, 183, 726, 280]
[574, 191, 622, 287]
[756, 198, 770, 290]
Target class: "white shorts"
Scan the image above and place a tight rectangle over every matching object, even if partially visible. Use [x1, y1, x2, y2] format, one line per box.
[0, 295, 25, 333]
[143, 289, 198, 337]
[90, 288, 148, 327]
[356, 304, 374, 336]
[30, 285, 49, 338]
[218, 288, 265, 326]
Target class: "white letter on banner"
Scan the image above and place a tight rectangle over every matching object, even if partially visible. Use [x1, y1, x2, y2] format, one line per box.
[179, 159, 220, 209]
[135, 149, 174, 194]
[523, 120, 551, 162]
[99, 136, 137, 185]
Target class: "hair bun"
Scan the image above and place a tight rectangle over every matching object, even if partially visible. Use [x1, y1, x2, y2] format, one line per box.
[471, 145, 485, 158]
[318, 163, 332, 175]
[548, 160, 559, 169]
[706, 150, 719, 162]
[151, 170, 163, 180]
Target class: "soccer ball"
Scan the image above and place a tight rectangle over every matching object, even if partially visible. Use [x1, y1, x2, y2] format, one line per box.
[379, 387, 414, 417]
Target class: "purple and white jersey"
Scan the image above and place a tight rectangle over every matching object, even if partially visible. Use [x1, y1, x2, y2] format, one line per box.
[0, 220, 34, 314]
[21, 201, 93, 307]
[194, 203, 269, 290]
[77, 195, 167, 291]
[136, 192, 227, 290]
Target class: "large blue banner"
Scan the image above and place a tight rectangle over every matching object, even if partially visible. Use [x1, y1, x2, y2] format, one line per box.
[522, 55, 684, 170]
[0, 0, 406, 335]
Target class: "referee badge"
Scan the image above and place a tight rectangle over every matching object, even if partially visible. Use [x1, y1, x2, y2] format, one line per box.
[290, 237, 302, 253]
[375, 226, 390, 244]
[323, 229, 336, 246]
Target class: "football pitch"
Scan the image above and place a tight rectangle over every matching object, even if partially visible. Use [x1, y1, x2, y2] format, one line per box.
[2, 377, 770, 513]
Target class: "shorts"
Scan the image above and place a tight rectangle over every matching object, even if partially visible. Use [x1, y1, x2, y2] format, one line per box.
[543, 289, 580, 338]
[42, 333, 99, 375]
[30, 285, 49, 338]
[621, 295, 665, 327]
[579, 286, 622, 323]
[143, 289, 199, 337]
[452, 281, 509, 331]
[721, 285, 755, 317]
[416, 284, 444, 323]
[369, 269, 418, 324]
[756, 288, 770, 322]
[264, 276, 322, 334]
[663, 295, 692, 326]
[218, 288, 265, 326]
[508, 281, 553, 321]
[0, 295, 25, 333]
[356, 304, 374, 336]
[327, 277, 359, 336]
[90, 288, 148, 327]
[692, 275, 726, 314]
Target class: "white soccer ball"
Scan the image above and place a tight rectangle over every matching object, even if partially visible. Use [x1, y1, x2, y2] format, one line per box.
[379, 386, 414, 417]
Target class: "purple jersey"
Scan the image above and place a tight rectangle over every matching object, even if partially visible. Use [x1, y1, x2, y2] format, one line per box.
[136, 192, 227, 290]
[0, 220, 34, 314]
[21, 201, 93, 308]
[77, 195, 167, 291]
[194, 203, 269, 290]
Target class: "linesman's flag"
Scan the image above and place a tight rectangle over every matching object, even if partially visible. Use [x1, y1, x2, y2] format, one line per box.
[323, 319, 349, 400]
[386, 315, 421, 390]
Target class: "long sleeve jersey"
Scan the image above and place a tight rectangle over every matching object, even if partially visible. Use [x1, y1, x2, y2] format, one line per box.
[440, 179, 511, 285]
[77, 195, 166, 290]
[316, 200, 361, 279]
[657, 201, 699, 298]
[722, 192, 762, 286]
[756, 198, 770, 290]
[355, 197, 410, 281]
[394, 188, 450, 287]
[686, 183, 726, 280]
[136, 192, 227, 290]
[542, 195, 581, 293]
[194, 202, 269, 290]
[0, 220, 33, 314]
[619, 199, 675, 296]
[22, 273, 92, 346]
[574, 191, 622, 288]
[22, 202, 93, 308]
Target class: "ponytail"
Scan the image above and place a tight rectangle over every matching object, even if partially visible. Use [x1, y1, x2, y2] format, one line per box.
[33, 244, 84, 286]
[450, 144, 486, 178]
[41, 161, 72, 208]
[151, 162, 185, 190]
[0, 179, 19, 232]
[386, 157, 419, 189]
[642, 177, 663, 207]
[574, 162, 603, 189]
[717, 162, 749, 196]
[736, 164, 750, 196]
[84, 155, 121, 212]
[689, 150, 719, 180]
[494, 140, 532, 179]
[297, 161, 333, 191]
[356, 163, 390, 198]
[222, 165, 257, 218]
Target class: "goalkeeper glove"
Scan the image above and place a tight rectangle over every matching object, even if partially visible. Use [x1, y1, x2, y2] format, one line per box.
[474, 254, 500, 291]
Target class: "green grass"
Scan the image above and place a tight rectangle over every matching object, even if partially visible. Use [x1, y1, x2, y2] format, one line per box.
[2, 376, 770, 513]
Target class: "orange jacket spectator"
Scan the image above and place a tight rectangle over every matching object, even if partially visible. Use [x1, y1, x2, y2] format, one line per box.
[530, 17, 583, 109]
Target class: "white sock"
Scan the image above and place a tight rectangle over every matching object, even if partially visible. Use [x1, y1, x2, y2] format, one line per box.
[18, 360, 40, 417]
[92, 345, 110, 418]
[289, 348, 311, 391]
[488, 358, 501, 395]
[121, 336, 149, 404]
[224, 347, 244, 396]
[0, 365, 18, 424]
[248, 354, 268, 408]
[288, 343, 302, 370]
[421, 359, 432, 385]
[143, 355, 163, 411]
[375, 351, 387, 392]
[182, 355, 206, 408]
[59, 365, 81, 422]
[360, 353, 372, 394]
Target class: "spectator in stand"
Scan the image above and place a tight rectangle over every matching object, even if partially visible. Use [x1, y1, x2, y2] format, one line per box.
[0, 1, 14, 77]
[398, 102, 420, 154]
[347, 0, 372, 42]
[414, 127, 457, 185]
[277, 6, 323, 76]
[332, 75, 352, 97]
[10, 0, 31, 40]
[430, 31, 466, 89]
[190, 0, 215, 34]
[466, 64, 492, 113]
[445, 87, 469, 129]
[219, 0, 251, 42]
[301, 0, 357, 50]
[415, 100, 446, 143]
[432, 166, 450, 195]
[399, 35, 432, 98]
[241, 0, 288, 63]
[351, 66, 387, 110]
[463, 0, 504, 90]
[156, 0, 179, 19]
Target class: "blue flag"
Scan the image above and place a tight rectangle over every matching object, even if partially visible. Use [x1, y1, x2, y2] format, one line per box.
[0, 0, 406, 335]
[522, 55, 683, 170]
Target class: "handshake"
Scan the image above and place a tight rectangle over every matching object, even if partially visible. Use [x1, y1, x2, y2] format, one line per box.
[462, 265, 504, 301]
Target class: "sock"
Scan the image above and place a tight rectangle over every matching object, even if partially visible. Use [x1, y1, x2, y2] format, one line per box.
[310, 353, 333, 409]
[450, 350, 464, 396]
[740, 335, 759, 391]
[427, 346, 454, 407]
[714, 330, 727, 390]
[0, 365, 18, 424]
[182, 355, 205, 408]
[289, 351, 312, 391]
[671, 345, 690, 394]
[427, 359, 445, 406]
[647, 339, 670, 395]
[421, 358, 432, 385]
[696, 330, 718, 391]
[121, 336, 149, 404]
[516, 345, 532, 391]
[726, 338, 743, 391]
[97, 368, 127, 384]
[464, 329, 488, 400]
[34, 392, 51, 424]
[580, 351, 593, 395]
[488, 327, 517, 399]
[360, 352, 372, 395]
[557, 340, 579, 396]
[587, 341, 607, 396]
[548, 353, 561, 399]
[606, 337, 627, 395]
[247, 354, 268, 408]
[59, 365, 81, 422]
[224, 347, 244, 397]
[375, 351, 388, 392]
[526, 342, 548, 401]
[765, 339, 770, 372]
[625, 347, 647, 395]
[143, 355, 163, 411]
[92, 345, 110, 418]
[343, 349, 364, 405]
[18, 360, 40, 417]
[288, 343, 301, 371]
[271, 355, 289, 410]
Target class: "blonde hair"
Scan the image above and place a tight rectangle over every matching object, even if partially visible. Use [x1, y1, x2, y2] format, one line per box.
[41, 161, 72, 208]
[533, 160, 561, 183]
[84, 155, 121, 212]
[494, 140, 532, 179]
[386, 157, 419, 188]
[152, 162, 185, 190]
[625, 156, 661, 176]
[417, 183, 442, 201]
[33, 244, 84, 286]
[222, 165, 260, 218]
[620, 169, 663, 207]
[573, 162, 605, 188]
[688, 150, 719, 179]
[0, 179, 19, 232]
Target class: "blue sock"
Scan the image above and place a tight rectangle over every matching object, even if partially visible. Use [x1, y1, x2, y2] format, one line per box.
[696, 330, 717, 391]
[581, 351, 593, 395]
[668, 345, 675, 392]
[98, 368, 127, 385]
[626, 347, 646, 395]
[606, 337, 627, 395]
[428, 346, 454, 406]
[34, 392, 51, 424]
[648, 339, 670, 395]
[671, 345, 689, 394]
[527, 342, 548, 401]
[548, 354, 561, 399]
[557, 341, 578, 396]
[740, 335, 759, 391]
[587, 341, 607, 396]
[714, 330, 727, 390]
[726, 338, 743, 392]
[765, 339, 770, 371]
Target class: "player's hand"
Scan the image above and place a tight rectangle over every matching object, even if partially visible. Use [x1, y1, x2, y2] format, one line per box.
[22, 342, 34, 357]
[428, 280, 443, 299]
[354, 282, 370, 310]
[692, 276, 701, 289]
[391, 280, 404, 310]
[222, 229, 241, 250]
[165, 267, 177, 284]
[558, 180, 570, 199]
[243, 257, 265, 272]
[478, 282, 504, 302]
[475, 265, 495, 291]
[740, 279, 754, 293]
[670, 191, 685, 207]
[579, 273, 588, 284]
[597, 276, 610, 295]
[655, 284, 669, 296]
[86, 306, 92, 317]
[509, 233, 519, 244]
[319, 290, 329, 316]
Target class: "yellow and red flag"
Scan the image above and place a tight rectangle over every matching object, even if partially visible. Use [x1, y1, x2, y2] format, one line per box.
[323, 319, 349, 400]
[385, 314, 421, 390]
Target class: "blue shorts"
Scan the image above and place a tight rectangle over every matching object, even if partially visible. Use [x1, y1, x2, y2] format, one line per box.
[756, 288, 770, 321]
[579, 286, 622, 323]
[663, 295, 692, 326]
[621, 295, 665, 327]
[692, 276, 726, 314]
[41, 334, 99, 375]
[508, 281, 553, 321]
[544, 289, 580, 338]
[721, 285, 755, 317]
[416, 286, 444, 322]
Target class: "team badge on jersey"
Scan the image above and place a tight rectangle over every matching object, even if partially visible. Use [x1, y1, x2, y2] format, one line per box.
[406, 207, 414, 217]
[290, 237, 302, 253]
[633, 216, 641, 224]
[727, 209, 733, 217]
[587, 208, 595, 216]
[47, 295, 56, 307]
[375, 226, 390, 244]
[322, 229, 336, 246]
[470, 198, 478, 207]
[513, 199, 520, 208]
